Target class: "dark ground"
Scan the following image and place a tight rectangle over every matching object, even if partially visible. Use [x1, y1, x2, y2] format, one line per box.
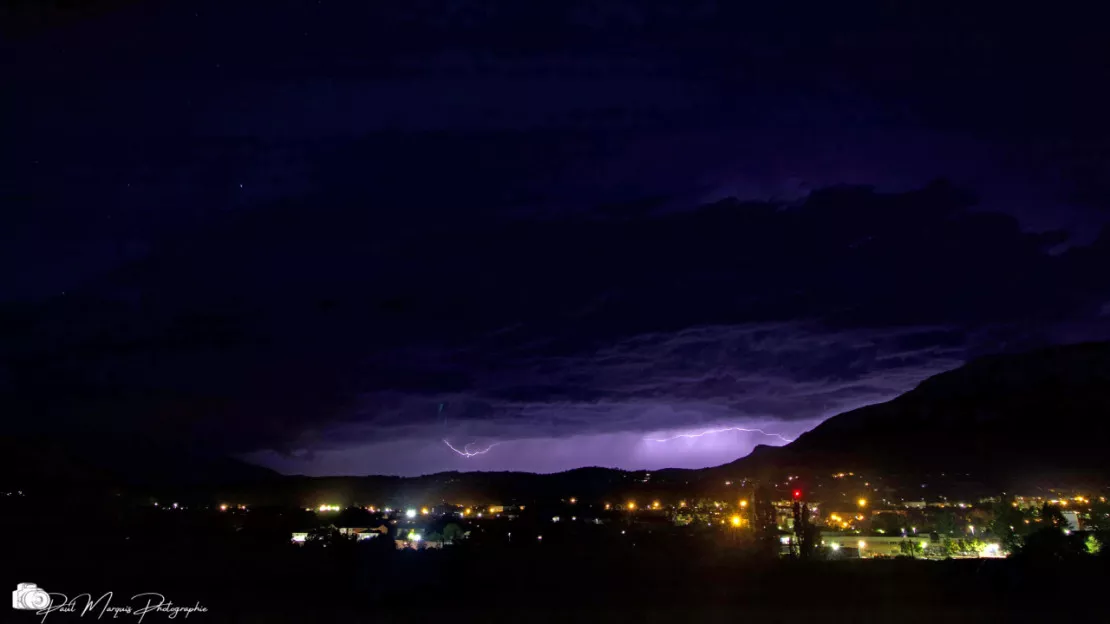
[7, 523, 1107, 624]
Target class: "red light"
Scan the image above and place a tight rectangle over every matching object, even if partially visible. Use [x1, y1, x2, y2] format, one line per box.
[793, 490, 802, 499]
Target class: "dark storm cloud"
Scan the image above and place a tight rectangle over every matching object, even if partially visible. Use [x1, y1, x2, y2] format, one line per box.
[5, 1, 1110, 474]
[6, 182, 1110, 475]
[332, 323, 968, 441]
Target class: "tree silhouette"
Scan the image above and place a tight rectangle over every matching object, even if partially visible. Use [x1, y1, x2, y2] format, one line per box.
[443, 523, 465, 543]
[988, 499, 1025, 554]
[792, 500, 820, 559]
[1040, 502, 1066, 527]
[1018, 526, 1083, 562]
[752, 483, 779, 557]
[898, 540, 924, 558]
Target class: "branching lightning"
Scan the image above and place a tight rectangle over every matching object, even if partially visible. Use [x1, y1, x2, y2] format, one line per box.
[443, 439, 500, 458]
[647, 426, 794, 444]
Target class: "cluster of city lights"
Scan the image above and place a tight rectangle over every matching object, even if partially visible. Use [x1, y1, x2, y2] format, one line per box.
[318, 504, 341, 512]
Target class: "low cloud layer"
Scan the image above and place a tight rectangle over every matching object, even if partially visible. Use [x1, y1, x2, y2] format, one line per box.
[6, 182, 1109, 475]
[249, 323, 968, 475]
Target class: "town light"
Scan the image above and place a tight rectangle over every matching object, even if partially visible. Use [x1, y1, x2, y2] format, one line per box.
[652, 501, 661, 509]
[405, 509, 417, 519]
[627, 502, 637, 510]
[219, 504, 228, 512]
[421, 507, 430, 515]
[739, 500, 748, 508]
[569, 497, 577, 504]
[857, 498, 867, 508]
[858, 540, 866, 549]
[830, 543, 840, 551]
[730, 515, 742, 527]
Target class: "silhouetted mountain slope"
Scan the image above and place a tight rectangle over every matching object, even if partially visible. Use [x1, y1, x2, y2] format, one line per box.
[725, 341, 1110, 481]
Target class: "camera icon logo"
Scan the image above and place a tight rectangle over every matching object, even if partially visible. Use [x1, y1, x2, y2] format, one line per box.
[12, 583, 51, 610]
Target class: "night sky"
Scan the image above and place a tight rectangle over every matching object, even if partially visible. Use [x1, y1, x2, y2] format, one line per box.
[3, 1, 1110, 476]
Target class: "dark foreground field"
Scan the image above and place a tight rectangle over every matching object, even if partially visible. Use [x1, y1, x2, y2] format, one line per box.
[8, 529, 1108, 624]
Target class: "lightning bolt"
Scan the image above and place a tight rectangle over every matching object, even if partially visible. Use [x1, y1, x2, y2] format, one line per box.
[647, 427, 794, 444]
[443, 439, 500, 458]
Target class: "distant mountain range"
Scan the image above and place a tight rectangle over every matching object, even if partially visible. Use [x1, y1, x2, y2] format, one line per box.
[720, 341, 1110, 485]
[5, 342, 1108, 501]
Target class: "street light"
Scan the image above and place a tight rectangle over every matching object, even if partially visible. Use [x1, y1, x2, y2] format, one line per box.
[857, 498, 867, 508]
[730, 515, 742, 527]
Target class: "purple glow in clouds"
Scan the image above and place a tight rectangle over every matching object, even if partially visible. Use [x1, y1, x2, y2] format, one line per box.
[647, 426, 794, 444]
